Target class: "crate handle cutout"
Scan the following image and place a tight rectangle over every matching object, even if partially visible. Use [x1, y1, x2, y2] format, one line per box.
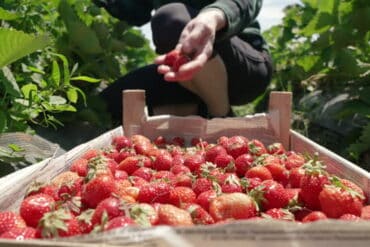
[122, 90, 292, 149]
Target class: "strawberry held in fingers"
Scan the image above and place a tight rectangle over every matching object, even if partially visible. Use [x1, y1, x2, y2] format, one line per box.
[164, 49, 191, 72]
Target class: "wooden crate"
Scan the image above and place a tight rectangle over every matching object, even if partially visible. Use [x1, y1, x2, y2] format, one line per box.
[122, 89, 370, 199]
[0, 90, 370, 247]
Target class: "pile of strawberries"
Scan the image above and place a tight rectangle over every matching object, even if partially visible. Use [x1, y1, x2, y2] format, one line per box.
[0, 134, 369, 240]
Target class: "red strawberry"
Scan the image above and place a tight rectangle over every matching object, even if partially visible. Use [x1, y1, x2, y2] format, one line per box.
[183, 203, 215, 225]
[118, 155, 152, 175]
[196, 190, 218, 211]
[171, 136, 185, 147]
[132, 167, 154, 181]
[0, 227, 36, 239]
[115, 149, 135, 163]
[112, 135, 131, 151]
[251, 179, 290, 211]
[134, 142, 154, 156]
[91, 197, 126, 226]
[157, 204, 193, 226]
[152, 151, 173, 171]
[192, 178, 213, 196]
[245, 165, 273, 181]
[243, 177, 262, 192]
[174, 173, 193, 187]
[26, 183, 59, 201]
[0, 212, 26, 235]
[209, 193, 258, 221]
[172, 55, 190, 72]
[247, 139, 267, 156]
[137, 182, 171, 204]
[153, 136, 167, 147]
[318, 177, 364, 218]
[267, 142, 285, 155]
[70, 158, 88, 177]
[205, 145, 227, 163]
[340, 178, 366, 203]
[76, 209, 94, 234]
[299, 161, 330, 210]
[20, 193, 55, 228]
[171, 164, 190, 175]
[82, 175, 117, 208]
[235, 153, 254, 177]
[289, 167, 305, 188]
[105, 216, 136, 231]
[36, 209, 81, 238]
[81, 149, 99, 160]
[284, 152, 305, 170]
[223, 136, 249, 159]
[339, 214, 361, 221]
[301, 211, 328, 223]
[128, 176, 149, 188]
[169, 186, 197, 207]
[263, 208, 295, 221]
[114, 170, 129, 181]
[151, 170, 176, 184]
[214, 154, 235, 172]
[184, 153, 205, 173]
[129, 203, 158, 226]
[221, 174, 243, 193]
[264, 158, 289, 186]
[164, 49, 180, 66]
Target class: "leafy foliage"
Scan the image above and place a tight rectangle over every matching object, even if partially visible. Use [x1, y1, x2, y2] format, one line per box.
[264, 0, 370, 169]
[0, 0, 155, 134]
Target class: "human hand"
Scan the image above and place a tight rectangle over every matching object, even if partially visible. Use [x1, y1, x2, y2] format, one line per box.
[155, 9, 226, 82]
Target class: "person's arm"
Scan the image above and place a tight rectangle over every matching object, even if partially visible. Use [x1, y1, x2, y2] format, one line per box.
[93, 0, 153, 26]
[202, 0, 263, 41]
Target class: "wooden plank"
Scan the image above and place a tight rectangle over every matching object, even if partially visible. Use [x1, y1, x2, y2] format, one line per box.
[268, 91, 292, 150]
[122, 90, 146, 137]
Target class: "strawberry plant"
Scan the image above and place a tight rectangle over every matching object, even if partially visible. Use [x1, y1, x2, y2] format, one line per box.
[262, 0, 370, 169]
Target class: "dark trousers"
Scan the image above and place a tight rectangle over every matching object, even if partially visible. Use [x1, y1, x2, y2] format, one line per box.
[100, 3, 273, 121]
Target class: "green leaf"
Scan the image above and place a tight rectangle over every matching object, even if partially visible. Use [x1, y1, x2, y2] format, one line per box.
[1, 66, 20, 97]
[0, 7, 19, 20]
[50, 53, 70, 86]
[122, 29, 146, 48]
[58, 0, 103, 55]
[26, 66, 45, 75]
[318, 0, 336, 14]
[301, 12, 334, 35]
[297, 55, 320, 72]
[359, 87, 370, 105]
[8, 144, 24, 152]
[348, 123, 370, 161]
[49, 95, 67, 105]
[51, 60, 61, 87]
[0, 28, 50, 68]
[66, 88, 78, 103]
[21, 83, 38, 99]
[337, 100, 370, 119]
[70, 76, 100, 83]
[301, 0, 318, 8]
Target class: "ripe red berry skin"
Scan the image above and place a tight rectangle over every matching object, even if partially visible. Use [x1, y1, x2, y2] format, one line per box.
[20, 193, 55, 228]
[81, 175, 117, 208]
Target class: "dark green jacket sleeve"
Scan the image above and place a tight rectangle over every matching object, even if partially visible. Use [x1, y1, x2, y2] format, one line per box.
[93, 0, 153, 26]
[201, 0, 263, 41]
